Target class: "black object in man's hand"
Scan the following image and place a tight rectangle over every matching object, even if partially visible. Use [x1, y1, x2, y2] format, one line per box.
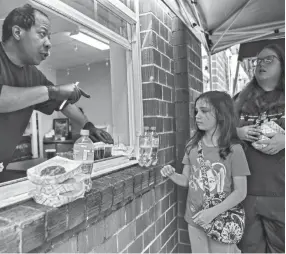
[83, 122, 114, 144]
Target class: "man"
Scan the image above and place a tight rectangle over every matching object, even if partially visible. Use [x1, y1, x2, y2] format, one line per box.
[0, 4, 113, 182]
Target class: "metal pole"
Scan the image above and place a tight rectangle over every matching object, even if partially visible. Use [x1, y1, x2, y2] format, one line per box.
[232, 60, 240, 96]
[208, 52, 213, 90]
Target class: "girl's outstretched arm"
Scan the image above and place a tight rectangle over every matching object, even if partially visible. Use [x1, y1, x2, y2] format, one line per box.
[161, 164, 191, 187]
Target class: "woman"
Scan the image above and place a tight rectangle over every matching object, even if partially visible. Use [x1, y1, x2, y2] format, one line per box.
[234, 44, 285, 253]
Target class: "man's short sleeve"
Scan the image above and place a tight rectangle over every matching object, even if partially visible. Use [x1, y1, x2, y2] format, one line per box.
[34, 69, 66, 115]
[231, 144, 250, 176]
[182, 152, 191, 165]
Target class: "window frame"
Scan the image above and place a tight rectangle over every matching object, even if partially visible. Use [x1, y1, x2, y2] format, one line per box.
[0, 0, 143, 208]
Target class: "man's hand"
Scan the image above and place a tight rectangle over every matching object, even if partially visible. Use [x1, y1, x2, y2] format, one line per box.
[48, 83, 90, 104]
[83, 122, 114, 144]
[256, 133, 285, 155]
[161, 165, 175, 177]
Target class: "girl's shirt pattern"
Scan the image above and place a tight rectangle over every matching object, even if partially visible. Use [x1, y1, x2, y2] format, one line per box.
[182, 141, 250, 226]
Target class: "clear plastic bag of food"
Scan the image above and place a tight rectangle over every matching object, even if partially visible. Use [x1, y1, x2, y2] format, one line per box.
[252, 121, 285, 150]
[27, 156, 83, 185]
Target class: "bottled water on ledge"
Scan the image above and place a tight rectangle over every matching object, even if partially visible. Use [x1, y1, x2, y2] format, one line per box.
[73, 129, 94, 191]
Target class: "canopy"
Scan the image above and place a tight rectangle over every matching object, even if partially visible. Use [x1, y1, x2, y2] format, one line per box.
[238, 38, 285, 60]
[165, 0, 285, 54]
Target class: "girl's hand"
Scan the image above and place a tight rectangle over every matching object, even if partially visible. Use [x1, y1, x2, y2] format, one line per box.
[237, 125, 262, 142]
[160, 165, 175, 177]
[192, 207, 219, 227]
[256, 133, 285, 155]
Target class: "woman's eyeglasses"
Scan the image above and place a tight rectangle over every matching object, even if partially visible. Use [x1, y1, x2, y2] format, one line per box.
[252, 55, 279, 67]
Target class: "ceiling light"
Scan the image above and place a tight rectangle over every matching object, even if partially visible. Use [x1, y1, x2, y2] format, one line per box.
[70, 31, 109, 50]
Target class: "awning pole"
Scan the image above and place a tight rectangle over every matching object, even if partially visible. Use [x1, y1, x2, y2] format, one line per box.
[208, 52, 212, 91]
[232, 60, 240, 96]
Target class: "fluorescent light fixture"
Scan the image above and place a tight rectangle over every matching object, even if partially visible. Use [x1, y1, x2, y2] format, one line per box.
[70, 31, 109, 50]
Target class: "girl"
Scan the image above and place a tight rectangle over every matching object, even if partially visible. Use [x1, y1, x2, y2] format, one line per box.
[161, 91, 250, 253]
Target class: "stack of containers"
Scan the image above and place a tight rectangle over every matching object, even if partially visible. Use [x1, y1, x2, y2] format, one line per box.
[27, 156, 88, 207]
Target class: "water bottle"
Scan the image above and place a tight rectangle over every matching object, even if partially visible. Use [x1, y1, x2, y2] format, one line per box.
[150, 126, 159, 165]
[73, 129, 94, 191]
[138, 126, 152, 167]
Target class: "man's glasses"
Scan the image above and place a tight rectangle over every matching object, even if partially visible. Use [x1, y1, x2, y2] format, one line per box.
[252, 55, 279, 67]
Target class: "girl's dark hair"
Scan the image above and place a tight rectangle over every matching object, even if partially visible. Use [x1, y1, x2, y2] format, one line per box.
[2, 4, 49, 43]
[234, 44, 285, 115]
[185, 91, 241, 160]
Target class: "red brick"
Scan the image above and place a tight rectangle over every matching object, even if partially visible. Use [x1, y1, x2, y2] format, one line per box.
[68, 198, 86, 230]
[141, 48, 161, 66]
[155, 182, 166, 202]
[156, 2, 164, 22]
[154, 165, 164, 184]
[179, 229, 190, 244]
[142, 65, 159, 83]
[86, 189, 101, 220]
[51, 236, 77, 253]
[172, 17, 185, 31]
[158, 68, 166, 85]
[166, 43, 173, 58]
[174, 45, 187, 59]
[174, 73, 188, 89]
[163, 86, 172, 101]
[125, 200, 136, 224]
[166, 73, 174, 88]
[106, 176, 124, 206]
[136, 212, 150, 236]
[118, 221, 136, 252]
[149, 236, 161, 253]
[155, 201, 162, 220]
[141, 31, 157, 48]
[178, 201, 186, 217]
[0, 219, 19, 253]
[172, 30, 186, 46]
[46, 205, 68, 240]
[143, 224, 155, 248]
[163, 117, 173, 132]
[167, 102, 175, 117]
[139, 0, 156, 15]
[140, 13, 159, 34]
[162, 55, 170, 71]
[149, 206, 155, 224]
[163, 12, 172, 29]
[166, 233, 177, 253]
[178, 216, 188, 230]
[159, 22, 168, 41]
[157, 36, 165, 54]
[178, 243, 192, 253]
[174, 58, 187, 73]
[142, 189, 155, 212]
[105, 207, 125, 239]
[143, 117, 163, 132]
[159, 244, 167, 253]
[93, 178, 113, 213]
[155, 214, 166, 236]
[142, 82, 162, 99]
[162, 195, 169, 212]
[143, 99, 160, 116]
[104, 235, 118, 253]
[166, 207, 175, 228]
[128, 235, 143, 253]
[159, 101, 167, 116]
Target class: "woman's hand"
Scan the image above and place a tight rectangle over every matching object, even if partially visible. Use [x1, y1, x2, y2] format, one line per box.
[256, 133, 285, 155]
[237, 125, 262, 142]
[160, 165, 175, 177]
[192, 207, 219, 228]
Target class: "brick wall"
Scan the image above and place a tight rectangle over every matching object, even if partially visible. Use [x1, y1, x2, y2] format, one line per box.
[172, 17, 203, 253]
[140, 0, 178, 252]
[0, 1, 203, 253]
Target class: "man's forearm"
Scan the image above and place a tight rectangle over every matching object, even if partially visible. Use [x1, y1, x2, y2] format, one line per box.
[0, 85, 49, 112]
[61, 103, 88, 128]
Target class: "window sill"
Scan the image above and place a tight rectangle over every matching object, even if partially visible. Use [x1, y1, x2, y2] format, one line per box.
[0, 157, 138, 210]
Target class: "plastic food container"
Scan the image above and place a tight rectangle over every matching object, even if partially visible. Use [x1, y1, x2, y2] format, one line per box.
[93, 142, 113, 160]
[27, 156, 83, 185]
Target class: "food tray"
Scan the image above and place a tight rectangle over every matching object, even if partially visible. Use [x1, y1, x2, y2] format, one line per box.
[34, 174, 89, 196]
[30, 185, 85, 208]
[27, 156, 83, 185]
